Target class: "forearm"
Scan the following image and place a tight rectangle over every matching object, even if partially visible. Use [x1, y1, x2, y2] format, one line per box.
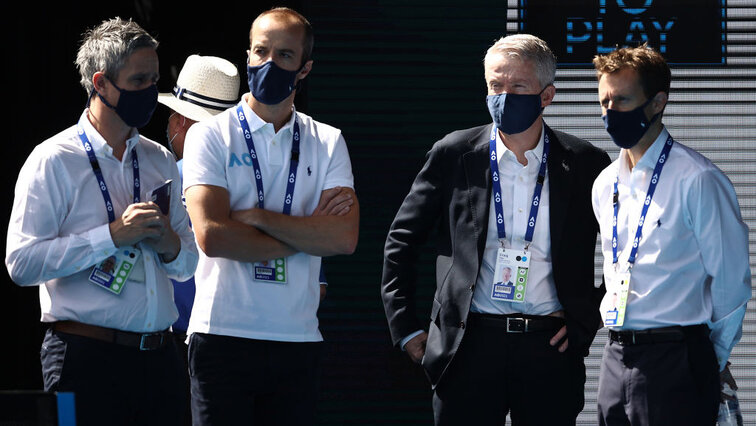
[6, 223, 116, 286]
[195, 217, 298, 262]
[239, 204, 359, 257]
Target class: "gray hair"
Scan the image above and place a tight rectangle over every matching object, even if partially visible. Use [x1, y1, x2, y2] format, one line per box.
[75, 17, 158, 96]
[484, 34, 556, 88]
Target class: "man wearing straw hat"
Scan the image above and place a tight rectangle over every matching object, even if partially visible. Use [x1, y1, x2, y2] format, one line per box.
[158, 54, 240, 347]
[160, 54, 241, 163]
[182, 7, 359, 425]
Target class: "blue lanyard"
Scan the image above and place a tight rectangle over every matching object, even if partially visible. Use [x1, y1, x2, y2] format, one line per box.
[236, 105, 300, 215]
[488, 126, 550, 247]
[77, 122, 140, 223]
[612, 135, 674, 266]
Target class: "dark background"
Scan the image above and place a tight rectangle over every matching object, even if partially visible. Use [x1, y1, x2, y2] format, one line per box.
[2, 1, 510, 424]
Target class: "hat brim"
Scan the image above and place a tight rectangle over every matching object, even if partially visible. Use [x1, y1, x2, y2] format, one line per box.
[158, 93, 224, 122]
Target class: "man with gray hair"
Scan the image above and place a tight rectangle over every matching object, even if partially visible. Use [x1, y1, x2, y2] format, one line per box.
[382, 34, 610, 424]
[5, 17, 197, 426]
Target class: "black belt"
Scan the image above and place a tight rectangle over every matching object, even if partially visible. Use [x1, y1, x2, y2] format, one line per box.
[609, 324, 708, 346]
[468, 313, 564, 333]
[52, 320, 171, 351]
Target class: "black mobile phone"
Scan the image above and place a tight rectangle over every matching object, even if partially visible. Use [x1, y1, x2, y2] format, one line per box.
[150, 179, 172, 215]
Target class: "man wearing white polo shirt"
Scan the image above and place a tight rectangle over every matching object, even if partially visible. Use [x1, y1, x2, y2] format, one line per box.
[182, 7, 359, 426]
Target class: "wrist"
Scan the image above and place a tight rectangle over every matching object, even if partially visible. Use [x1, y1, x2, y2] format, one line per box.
[158, 230, 180, 263]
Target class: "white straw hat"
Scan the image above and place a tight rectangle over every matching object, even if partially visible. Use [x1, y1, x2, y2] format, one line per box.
[158, 55, 240, 122]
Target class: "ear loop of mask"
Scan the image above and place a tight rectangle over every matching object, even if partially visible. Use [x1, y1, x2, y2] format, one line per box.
[86, 75, 114, 108]
[167, 112, 186, 159]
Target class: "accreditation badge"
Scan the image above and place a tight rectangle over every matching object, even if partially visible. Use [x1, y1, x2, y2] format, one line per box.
[491, 248, 530, 303]
[604, 270, 631, 327]
[88, 246, 142, 295]
[254, 258, 287, 284]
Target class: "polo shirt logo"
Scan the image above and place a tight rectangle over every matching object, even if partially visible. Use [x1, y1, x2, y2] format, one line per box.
[228, 153, 255, 168]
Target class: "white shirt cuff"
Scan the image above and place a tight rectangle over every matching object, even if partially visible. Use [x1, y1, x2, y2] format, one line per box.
[400, 330, 424, 351]
[88, 223, 117, 258]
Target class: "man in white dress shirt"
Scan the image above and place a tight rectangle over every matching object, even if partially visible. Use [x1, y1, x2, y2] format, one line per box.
[5, 17, 198, 426]
[591, 44, 751, 426]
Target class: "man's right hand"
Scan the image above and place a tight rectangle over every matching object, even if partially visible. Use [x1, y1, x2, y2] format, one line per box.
[405, 331, 428, 364]
[109, 202, 165, 247]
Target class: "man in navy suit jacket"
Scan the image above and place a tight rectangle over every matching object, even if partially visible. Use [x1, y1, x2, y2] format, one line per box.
[381, 34, 610, 425]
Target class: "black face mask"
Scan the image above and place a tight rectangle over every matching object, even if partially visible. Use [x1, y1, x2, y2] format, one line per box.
[486, 85, 548, 135]
[97, 78, 159, 128]
[247, 60, 301, 105]
[602, 97, 660, 149]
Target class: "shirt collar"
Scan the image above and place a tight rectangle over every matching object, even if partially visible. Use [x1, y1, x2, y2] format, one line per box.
[78, 110, 140, 157]
[494, 122, 545, 165]
[239, 94, 297, 136]
[618, 126, 669, 176]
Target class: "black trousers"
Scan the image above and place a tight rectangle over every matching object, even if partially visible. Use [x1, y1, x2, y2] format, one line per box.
[432, 317, 586, 426]
[597, 326, 720, 426]
[188, 332, 323, 426]
[40, 327, 187, 426]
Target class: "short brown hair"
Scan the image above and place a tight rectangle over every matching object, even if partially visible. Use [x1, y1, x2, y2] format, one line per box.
[593, 43, 671, 99]
[251, 7, 313, 68]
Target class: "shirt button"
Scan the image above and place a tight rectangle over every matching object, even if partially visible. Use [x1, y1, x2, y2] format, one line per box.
[150, 289, 155, 295]
[518, 208, 523, 213]
[147, 323, 152, 327]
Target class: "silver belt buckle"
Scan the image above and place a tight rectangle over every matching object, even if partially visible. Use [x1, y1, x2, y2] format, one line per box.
[506, 318, 528, 333]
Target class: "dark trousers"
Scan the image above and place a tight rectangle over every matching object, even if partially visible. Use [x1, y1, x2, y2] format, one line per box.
[597, 327, 720, 426]
[173, 331, 192, 426]
[40, 327, 187, 426]
[432, 317, 586, 425]
[188, 332, 323, 426]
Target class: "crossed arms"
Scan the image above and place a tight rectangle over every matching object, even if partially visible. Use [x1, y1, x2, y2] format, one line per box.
[185, 184, 359, 262]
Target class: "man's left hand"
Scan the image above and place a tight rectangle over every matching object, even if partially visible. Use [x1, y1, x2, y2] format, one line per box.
[720, 362, 737, 401]
[549, 325, 569, 353]
[143, 202, 181, 262]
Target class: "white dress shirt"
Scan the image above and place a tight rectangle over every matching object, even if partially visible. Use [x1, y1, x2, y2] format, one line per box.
[5, 110, 198, 333]
[401, 123, 562, 349]
[592, 127, 751, 370]
[471, 123, 562, 315]
[182, 96, 354, 343]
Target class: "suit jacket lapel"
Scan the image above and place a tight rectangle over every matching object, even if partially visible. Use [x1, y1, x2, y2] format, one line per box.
[546, 125, 574, 258]
[462, 128, 492, 260]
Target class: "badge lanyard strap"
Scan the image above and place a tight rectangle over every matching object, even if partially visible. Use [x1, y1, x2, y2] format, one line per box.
[489, 126, 550, 250]
[236, 105, 300, 215]
[612, 134, 674, 267]
[77, 122, 140, 223]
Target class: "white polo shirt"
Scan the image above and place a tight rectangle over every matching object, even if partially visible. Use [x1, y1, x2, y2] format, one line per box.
[182, 96, 354, 342]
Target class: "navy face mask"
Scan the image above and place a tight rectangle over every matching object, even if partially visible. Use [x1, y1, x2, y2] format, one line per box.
[602, 97, 659, 149]
[486, 88, 546, 135]
[96, 79, 158, 128]
[247, 60, 301, 105]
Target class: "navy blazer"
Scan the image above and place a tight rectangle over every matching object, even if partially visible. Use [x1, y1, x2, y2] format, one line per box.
[381, 123, 611, 387]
